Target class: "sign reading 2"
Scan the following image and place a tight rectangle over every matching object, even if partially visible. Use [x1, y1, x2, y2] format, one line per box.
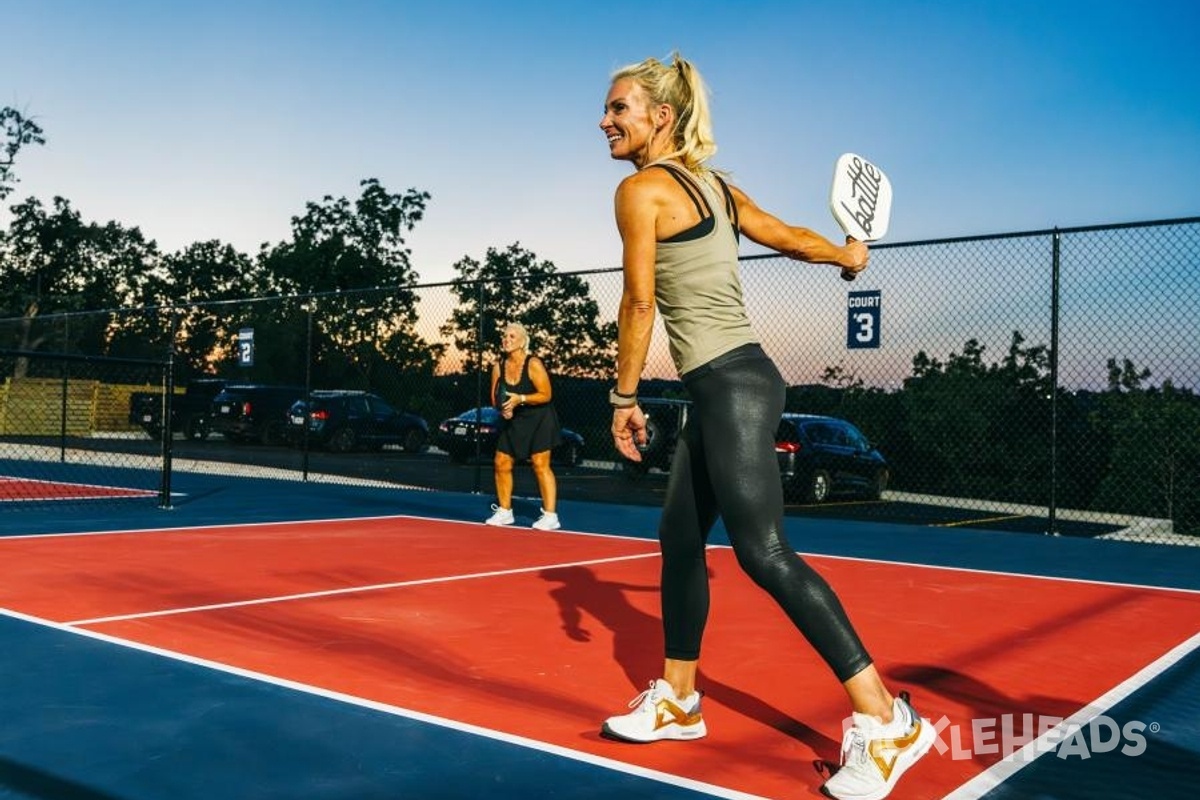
[846, 290, 881, 349]
[237, 328, 255, 367]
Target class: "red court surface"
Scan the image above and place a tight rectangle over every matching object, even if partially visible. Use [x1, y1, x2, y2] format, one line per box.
[0, 475, 155, 501]
[2, 515, 1199, 799]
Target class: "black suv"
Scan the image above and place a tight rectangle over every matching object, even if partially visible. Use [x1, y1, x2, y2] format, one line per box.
[775, 414, 889, 503]
[619, 397, 692, 479]
[285, 391, 429, 453]
[210, 384, 304, 445]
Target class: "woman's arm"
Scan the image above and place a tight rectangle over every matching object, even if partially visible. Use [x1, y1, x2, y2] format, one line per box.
[614, 172, 661, 395]
[729, 183, 869, 274]
[522, 357, 553, 405]
[610, 171, 663, 460]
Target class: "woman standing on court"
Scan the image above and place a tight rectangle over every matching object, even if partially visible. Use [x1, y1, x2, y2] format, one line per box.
[597, 53, 933, 800]
[484, 323, 563, 531]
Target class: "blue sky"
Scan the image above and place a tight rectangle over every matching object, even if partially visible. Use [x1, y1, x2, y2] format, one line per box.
[4, 0, 1198, 285]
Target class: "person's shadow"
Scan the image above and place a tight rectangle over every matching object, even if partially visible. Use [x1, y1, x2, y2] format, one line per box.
[540, 565, 839, 763]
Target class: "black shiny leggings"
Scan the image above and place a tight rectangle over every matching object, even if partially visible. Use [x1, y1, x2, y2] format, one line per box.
[660, 344, 872, 683]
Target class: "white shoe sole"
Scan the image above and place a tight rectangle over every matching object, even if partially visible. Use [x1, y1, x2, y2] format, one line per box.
[599, 719, 707, 743]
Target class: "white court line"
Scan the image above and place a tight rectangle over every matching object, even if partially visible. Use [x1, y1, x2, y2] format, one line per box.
[67, 550, 666, 626]
[0, 510, 653, 543]
[942, 629, 1200, 799]
[787, 548, 1200, 597]
[1, 606, 770, 800]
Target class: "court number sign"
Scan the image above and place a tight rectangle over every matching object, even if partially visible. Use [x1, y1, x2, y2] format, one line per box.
[237, 327, 255, 367]
[846, 290, 881, 349]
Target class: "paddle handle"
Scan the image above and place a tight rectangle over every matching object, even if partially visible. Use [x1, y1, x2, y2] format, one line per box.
[841, 235, 858, 281]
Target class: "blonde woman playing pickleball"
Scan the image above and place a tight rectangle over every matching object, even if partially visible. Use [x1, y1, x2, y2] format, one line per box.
[484, 323, 562, 531]
[597, 52, 933, 800]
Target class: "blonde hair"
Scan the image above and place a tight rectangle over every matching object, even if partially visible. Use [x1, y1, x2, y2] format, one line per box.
[611, 51, 717, 173]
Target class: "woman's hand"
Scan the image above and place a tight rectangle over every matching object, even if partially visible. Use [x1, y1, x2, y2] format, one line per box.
[500, 395, 518, 419]
[840, 237, 870, 276]
[611, 405, 648, 461]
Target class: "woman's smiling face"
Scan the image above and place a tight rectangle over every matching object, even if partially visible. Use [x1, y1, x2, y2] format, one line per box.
[600, 78, 660, 166]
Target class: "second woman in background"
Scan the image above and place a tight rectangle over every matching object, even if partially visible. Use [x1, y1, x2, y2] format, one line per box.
[484, 323, 563, 531]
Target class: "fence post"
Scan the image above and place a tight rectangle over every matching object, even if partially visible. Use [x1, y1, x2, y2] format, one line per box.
[472, 279, 485, 494]
[301, 305, 313, 482]
[58, 313, 69, 462]
[158, 310, 177, 509]
[1047, 229, 1061, 535]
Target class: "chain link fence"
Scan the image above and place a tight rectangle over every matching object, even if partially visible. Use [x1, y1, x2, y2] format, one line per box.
[0, 217, 1196, 542]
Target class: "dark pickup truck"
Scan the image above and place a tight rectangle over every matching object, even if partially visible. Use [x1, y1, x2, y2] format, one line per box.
[128, 378, 227, 441]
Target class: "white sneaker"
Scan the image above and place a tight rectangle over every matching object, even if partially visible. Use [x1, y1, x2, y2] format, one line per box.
[822, 693, 935, 800]
[484, 505, 514, 526]
[531, 509, 561, 531]
[600, 679, 706, 743]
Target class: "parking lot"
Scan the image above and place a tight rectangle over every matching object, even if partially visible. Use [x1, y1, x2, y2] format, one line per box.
[83, 433, 1126, 538]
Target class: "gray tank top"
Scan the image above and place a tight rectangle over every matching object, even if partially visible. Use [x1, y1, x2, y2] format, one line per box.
[652, 164, 759, 376]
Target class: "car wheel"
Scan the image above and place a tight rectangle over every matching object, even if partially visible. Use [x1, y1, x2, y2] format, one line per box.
[402, 428, 429, 454]
[143, 425, 163, 441]
[328, 427, 357, 453]
[805, 470, 832, 503]
[866, 468, 889, 500]
[184, 415, 210, 441]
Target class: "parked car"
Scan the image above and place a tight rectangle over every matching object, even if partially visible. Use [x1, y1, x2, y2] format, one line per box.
[285, 390, 429, 453]
[775, 413, 889, 503]
[618, 397, 692, 479]
[435, 406, 584, 467]
[128, 377, 226, 441]
[210, 384, 304, 445]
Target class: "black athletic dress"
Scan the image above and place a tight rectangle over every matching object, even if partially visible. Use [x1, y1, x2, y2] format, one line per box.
[496, 355, 562, 460]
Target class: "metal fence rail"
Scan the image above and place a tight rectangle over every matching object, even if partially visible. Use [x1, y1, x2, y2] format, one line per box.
[0, 217, 1196, 541]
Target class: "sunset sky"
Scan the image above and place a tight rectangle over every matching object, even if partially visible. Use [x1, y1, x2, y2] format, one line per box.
[5, 0, 1197, 285]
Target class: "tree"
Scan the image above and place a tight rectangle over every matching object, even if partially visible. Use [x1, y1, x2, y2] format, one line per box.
[0, 196, 160, 370]
[1, 107, 45, 202]
[106, 240, 265, 371]
[441, 243, 617, 377]
[1091, 362, 1200, 534]
[899, 332, 1053, 501]
[251, 178, 441, 395]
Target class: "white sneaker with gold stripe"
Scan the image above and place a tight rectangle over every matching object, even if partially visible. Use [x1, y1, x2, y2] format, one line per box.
[822, 692, 935, 800]
[601, 679, 706, 743]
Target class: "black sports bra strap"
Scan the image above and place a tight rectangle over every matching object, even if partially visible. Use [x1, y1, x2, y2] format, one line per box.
[652, 163, 712, 220]
[713, 174, 740, 233]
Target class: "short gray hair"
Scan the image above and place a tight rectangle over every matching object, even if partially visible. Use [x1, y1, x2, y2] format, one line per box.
[504, 322, 530, 349]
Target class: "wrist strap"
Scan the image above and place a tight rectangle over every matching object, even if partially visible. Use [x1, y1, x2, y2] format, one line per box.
[609, 387, 638, 408]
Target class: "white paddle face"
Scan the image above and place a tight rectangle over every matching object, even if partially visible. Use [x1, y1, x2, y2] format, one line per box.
[829, 152, 892, 281]
[830, 152, 892, 243]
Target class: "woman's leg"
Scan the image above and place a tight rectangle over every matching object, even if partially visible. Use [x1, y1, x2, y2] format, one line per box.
[493, 450, 515, 508]
[689, 355, 890, 713]
[529, 450, 557, 513]
[656, 410, 720, 697]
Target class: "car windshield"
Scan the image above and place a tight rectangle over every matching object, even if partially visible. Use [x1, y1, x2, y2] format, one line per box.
[455, 407, 499, 423]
